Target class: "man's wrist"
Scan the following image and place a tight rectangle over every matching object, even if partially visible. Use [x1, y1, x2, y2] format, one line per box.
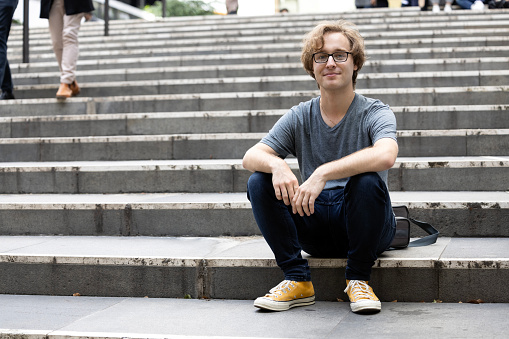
[315, 164, 330, 182]
[269, 155, 287, 173]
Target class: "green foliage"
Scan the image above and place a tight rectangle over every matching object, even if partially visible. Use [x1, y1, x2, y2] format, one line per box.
[145, 0, 216, 17]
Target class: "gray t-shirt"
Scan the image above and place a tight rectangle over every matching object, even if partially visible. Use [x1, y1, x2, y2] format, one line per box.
[260, 93, 397, 189]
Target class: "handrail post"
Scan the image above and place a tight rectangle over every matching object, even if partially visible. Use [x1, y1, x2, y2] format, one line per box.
[162, 0, 166, 18]
[22, 0, 29, 63]
[104, 0, 109, 36]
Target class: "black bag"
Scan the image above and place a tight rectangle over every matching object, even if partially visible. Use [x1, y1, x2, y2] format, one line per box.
[487, 0, 508, 8]
[390, 205, 439, 249]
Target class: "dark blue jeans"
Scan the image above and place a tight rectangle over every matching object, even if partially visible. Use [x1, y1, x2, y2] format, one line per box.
[247, 171, 396, 282]
[0, 0, 18, 94]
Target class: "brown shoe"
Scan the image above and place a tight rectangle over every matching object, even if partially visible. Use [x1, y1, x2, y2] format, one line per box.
[70, 80, 80, 96]
[56, 83, 72, 99]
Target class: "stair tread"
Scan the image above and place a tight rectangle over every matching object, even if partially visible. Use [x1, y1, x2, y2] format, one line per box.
[0, 191, 506, 207]
[12, 69, 509, 91]
[2, 5, 508, 305]
[1, 236, 508, 268]
[11, 57, 509, 83]
[1, 295, 507, 339]
[0, 156, 507, 169]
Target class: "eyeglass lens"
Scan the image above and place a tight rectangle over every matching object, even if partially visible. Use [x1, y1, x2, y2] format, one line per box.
[314, 52, 349, 63]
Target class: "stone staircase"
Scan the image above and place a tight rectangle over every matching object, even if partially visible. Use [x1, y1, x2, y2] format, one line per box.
[1, 7, 509, 320]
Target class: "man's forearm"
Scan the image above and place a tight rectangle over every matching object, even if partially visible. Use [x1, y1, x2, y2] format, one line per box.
[243, 143, 300, 206]
[313, 138, 398, 183]
[242, 143, 286, 173]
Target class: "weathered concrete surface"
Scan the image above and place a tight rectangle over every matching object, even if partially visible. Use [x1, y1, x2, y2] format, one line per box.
[0, 157, 507, 194]
[0, 190, 506, 237]
[0, 236, 508, 302]
[1, 295, 508, 339]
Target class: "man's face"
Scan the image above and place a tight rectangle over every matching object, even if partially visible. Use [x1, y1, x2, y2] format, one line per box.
[312, 32, 357, 92]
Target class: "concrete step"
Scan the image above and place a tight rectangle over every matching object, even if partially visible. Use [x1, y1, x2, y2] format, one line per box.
[0, 129, 506, 161]
[0, 235, 508, 302]
[12, 8, 508, 36]
[0, 157, 506, 194]
[9, 35, 509, 64]
[8, 32, 509, 60]
[12, 71, 509, 100]
[10, 7, 509, 32]
[9, 14, 509, 48]
[10, 46, 509, 74]
[1, 87, 508, 117]
[1, 296, 508, 339]
[0, 191, 506, 237]
[11, 57, 509, 86]
[2, 7, 507, 315]
[0, 106, 508, 138]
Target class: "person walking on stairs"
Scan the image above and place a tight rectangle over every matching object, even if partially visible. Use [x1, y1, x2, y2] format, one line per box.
[431, 0, 453, 11]
[243, 20, 398, 314]
[40, 0, 94, 99]
[0, 0, 18, 100]
[226, 0, 238, 14]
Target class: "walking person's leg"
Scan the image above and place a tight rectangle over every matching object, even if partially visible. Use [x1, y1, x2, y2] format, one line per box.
[48, 0, 65, 70]
[60, 11, 84, 86]
[49, 0, 83, 98]
[0, 0, 19, 99]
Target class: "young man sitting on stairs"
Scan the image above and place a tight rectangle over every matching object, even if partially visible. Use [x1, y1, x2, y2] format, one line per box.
[242, 20, 398, 314]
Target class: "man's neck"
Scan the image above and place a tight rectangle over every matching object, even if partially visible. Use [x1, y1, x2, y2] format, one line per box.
[319, 89, 356, 124]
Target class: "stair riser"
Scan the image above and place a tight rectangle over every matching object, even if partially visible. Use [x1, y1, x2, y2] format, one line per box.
[18, 33, 497, 49]
[0, 134, 506, 161]
[12, 60, 509, 86]
[8, 23, 509, 50]
[9, 38, 509, 64]
[1, 114, 281, 137]
[0, 166, 506, 193]
[1, 89, 507, 116]
[1, 108, 508, 137]
[10, 19, 509, 35]
[0, 262, 506, 302]
[14, 74, 509, 100]
[0, 205, 506, 238]
[10, 49, 509, 74]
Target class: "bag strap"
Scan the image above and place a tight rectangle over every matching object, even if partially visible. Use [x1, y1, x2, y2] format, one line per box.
[407, 217, 440, 247]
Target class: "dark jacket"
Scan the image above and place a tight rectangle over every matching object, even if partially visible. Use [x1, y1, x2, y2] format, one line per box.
[40, 0, 94, 19]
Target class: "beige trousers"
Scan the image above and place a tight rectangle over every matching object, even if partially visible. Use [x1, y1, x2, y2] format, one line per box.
[48, 0, 84, 84]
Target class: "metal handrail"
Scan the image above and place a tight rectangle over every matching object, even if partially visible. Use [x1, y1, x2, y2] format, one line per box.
[105, 0, 109, 36]
[22, 0, 28, 63]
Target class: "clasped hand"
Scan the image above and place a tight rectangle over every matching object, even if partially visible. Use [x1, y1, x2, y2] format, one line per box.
[272, 168, 325, 217]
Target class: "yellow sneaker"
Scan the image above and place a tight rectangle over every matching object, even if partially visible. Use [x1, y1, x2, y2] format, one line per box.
[254, 280, 315, 311]
[344, 280, 381, 313]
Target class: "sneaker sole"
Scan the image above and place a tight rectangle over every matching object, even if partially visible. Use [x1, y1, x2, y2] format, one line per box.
[350, 300, 381, 314]
[254, 295, 315, 311]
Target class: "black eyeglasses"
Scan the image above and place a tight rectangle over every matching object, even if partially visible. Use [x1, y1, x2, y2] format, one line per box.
[312, 51, 352, 64]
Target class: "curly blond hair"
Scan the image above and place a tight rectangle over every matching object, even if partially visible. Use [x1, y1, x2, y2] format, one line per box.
[301, 20, 366, 89]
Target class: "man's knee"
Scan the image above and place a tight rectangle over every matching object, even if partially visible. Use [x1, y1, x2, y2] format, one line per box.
[247, 172, 273, 200]
[346, 172, 384, 192]
[62, 28, 79, 44]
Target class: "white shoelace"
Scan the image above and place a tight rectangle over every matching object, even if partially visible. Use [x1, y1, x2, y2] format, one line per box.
[344, 280, 376, 300]
[268, 280, 295, 296]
